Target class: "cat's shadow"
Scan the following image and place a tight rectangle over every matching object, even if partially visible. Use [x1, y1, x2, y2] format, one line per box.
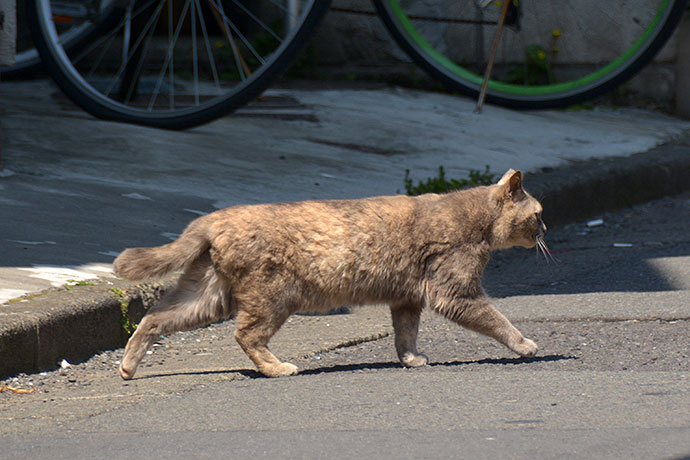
[434, 353, 576, 367]
[134, 354, 575, 381]
[293, 353, 576, 377]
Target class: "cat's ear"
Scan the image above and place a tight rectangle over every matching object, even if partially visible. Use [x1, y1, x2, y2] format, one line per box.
[497, 169, 524, 202]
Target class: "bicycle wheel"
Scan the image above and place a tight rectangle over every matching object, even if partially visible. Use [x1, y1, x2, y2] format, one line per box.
[26, 0, 330, 129]
[374, 0, 689, 108]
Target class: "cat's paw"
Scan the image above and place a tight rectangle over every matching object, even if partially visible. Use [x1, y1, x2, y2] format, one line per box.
[401, 352, 429, 368]
[119, 364, 135, 380]
[262, 362, 299, 378]
[515, 338, 538, 358]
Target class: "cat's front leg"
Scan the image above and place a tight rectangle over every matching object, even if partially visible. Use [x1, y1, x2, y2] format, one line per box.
[439, 298, 538, 358]
[390, 303, 428, 367]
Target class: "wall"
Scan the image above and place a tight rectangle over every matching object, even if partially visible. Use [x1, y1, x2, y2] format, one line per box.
[0, 0, 16, 66]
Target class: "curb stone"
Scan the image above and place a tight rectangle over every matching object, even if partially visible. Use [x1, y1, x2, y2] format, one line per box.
[0, 277, 174, 378]
[2, 136, 690, 379]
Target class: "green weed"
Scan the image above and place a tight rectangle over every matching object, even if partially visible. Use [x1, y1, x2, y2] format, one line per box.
[64, 280, 95, 290]
[7, 292, 46, 304]
[402, 165, 495, 196]
[112, 288, 137, 336]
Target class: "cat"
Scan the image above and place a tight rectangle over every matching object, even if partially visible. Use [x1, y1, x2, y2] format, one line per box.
[113, 169, 547, 379]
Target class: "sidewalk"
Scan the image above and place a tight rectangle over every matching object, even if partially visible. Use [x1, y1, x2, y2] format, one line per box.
[1, 79, 690, 378]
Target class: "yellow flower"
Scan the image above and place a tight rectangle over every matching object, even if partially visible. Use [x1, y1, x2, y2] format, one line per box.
[537, 50, 546, 60]
[552, 29, 562, 37]
[552, 46, 559, 53]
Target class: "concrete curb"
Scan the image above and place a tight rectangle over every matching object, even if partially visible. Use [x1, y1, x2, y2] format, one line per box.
[0, 278, 173, 378]
[2, 136, 690, 379]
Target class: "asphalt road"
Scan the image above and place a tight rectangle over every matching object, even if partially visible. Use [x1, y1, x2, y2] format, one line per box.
[1, 191, 689, 459]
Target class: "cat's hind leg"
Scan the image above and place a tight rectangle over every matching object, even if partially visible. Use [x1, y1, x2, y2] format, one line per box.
[390, 303, 428, 367]
[119, 252, 232, 380]
[234, 307, 297, 378]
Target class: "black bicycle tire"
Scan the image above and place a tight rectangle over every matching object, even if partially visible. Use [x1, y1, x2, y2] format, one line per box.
[26, 0, 332, 130]
[373, 0, 689, 109]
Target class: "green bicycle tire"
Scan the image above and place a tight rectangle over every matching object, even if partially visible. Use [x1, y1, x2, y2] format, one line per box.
[374, 0, 689, 108]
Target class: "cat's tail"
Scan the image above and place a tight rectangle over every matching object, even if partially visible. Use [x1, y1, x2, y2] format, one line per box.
[113, 219, 210, 280]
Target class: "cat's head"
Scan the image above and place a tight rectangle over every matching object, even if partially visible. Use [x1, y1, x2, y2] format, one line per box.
[490, 169, 547, 250]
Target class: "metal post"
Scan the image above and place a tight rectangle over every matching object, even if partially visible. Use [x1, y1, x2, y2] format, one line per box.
[474, 0, 511, 114]
[286, 0, 301, 35]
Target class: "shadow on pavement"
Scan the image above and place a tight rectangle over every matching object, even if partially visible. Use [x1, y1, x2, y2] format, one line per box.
[432, 354, 577, 368]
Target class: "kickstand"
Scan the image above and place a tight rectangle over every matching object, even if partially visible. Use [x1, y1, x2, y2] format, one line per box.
[474, 0, 512, 114]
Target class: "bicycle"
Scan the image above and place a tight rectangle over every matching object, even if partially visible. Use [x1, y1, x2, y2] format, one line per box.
[24, 0, 689, 130]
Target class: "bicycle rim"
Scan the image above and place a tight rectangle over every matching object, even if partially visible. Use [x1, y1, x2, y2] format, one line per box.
[28, 0, 329, 129]
[375, 0, 688, 108]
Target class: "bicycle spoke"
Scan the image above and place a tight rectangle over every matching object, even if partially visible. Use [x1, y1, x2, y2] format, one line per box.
[104, 0, 166, 98]
[195, 0, 222, 95]
[124, 4, 163, 104]
[149, 0, 192, 111]
[84, 26, 119, 79]
[206, 0, 249, 81]
[206, 0, 267, 65]
[122, 4, 132, 63]
[229, 0, 283, 42]
[72, 14, 129, 65]
[70, 0, 162, 93]
[192, 0, 199, 105]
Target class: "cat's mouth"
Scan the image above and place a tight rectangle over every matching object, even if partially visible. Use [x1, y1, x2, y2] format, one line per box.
[537, 216, 547, 239]
[533, 216, 555, 262]
[528, 218, 547, 243]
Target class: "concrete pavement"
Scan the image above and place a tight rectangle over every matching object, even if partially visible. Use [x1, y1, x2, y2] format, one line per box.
[1, 78, 690, 379]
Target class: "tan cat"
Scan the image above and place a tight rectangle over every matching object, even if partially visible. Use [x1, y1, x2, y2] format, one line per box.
[114, 169, 546, 379]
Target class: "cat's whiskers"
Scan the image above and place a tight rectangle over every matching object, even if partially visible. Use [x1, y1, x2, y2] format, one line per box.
[535, 236, 558, 264]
